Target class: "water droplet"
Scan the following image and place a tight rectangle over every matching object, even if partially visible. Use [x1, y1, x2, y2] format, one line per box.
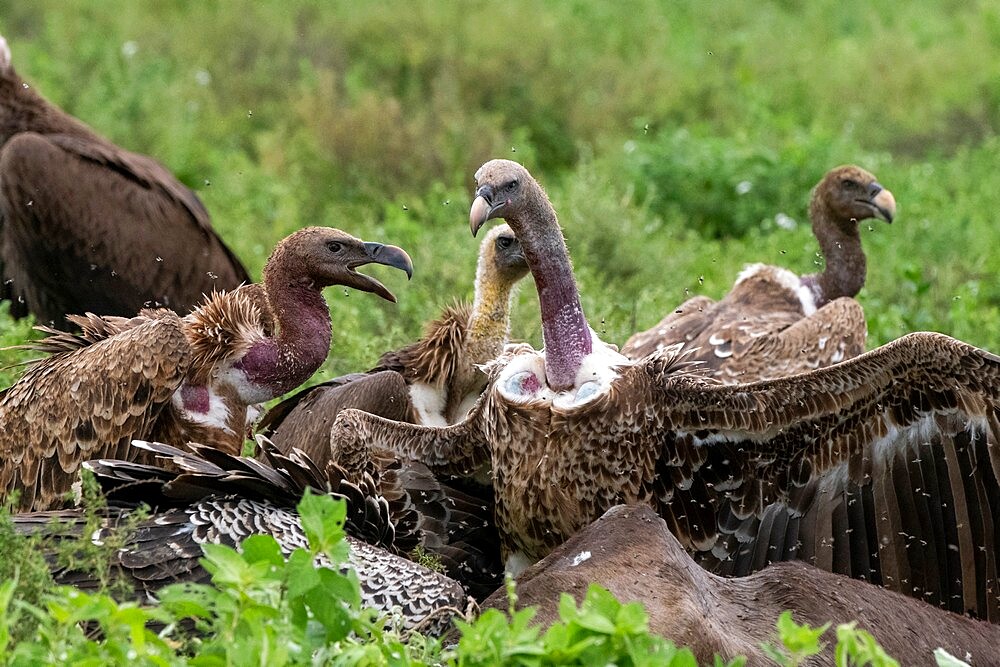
[206, 271, 218, 279]
[204, 179, 211, 187]
[247, 109, 253, 118]
[26, 200, 32, 206]
[21, 82, 29, 89]
[443, 199, 450, 205]
[643, 123, 650, 134]
[510, 146, 517, 152]
[155, 256, 163, 262]
[698, 275, 704, 285]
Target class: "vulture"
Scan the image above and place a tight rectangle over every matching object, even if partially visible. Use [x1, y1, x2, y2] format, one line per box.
[329, 159, 1000, 623]
[14, 439, 473, 635]
[0, 34, 249, 324]
[259, 223, 528, 464]
[484, 505, 999, 666]
[0, 226, 413, 511]
[622, 165, 896, 382]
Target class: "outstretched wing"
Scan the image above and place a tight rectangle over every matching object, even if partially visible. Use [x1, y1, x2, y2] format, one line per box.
[0, 313, 190, 510]
[630, 331, 1000, 619]
[621, 295, 715, 359]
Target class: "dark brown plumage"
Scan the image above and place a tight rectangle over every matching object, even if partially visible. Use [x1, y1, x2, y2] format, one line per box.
[14, 439, 473, 635]
[0, 227, 413, 511]
[329, 159, 1000, 622]
[484, 505, 998, 665]
[622, 165, 896, 382]
[0, 35, 249, 324]
[260, 223, 527, 464]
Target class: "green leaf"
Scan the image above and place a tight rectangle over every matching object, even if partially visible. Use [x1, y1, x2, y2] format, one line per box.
[241, 534, 285, 568]
[297, 490, 347, 557]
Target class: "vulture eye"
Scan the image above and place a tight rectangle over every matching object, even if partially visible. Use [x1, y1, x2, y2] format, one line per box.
[496, 236, 514, 250]
[842, 178, 858, 189]
[505, 179, 519, 192]
[326, 241, 343, 253]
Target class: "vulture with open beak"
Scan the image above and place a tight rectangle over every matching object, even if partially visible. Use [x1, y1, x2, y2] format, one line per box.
[14, 438, 473, 636]
[259, 223, 528, 464]
[0, 34, 249, 324]
[329, 159, 1000, 623]
[0, 226, 412, 511]
[622, 165, 896, 382]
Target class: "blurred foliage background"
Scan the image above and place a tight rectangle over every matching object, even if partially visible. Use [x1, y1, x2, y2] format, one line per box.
[2, 0, 1000, 385]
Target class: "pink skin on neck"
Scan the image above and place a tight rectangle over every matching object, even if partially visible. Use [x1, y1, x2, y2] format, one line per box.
[234, 283, 332, 398]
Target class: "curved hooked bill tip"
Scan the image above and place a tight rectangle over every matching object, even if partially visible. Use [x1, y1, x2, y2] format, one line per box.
[358, 242, 414, 303]
[470, 196, 492, 237]
[871, 186, 896, 223]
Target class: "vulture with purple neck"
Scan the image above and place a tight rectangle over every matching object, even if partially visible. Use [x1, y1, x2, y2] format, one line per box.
[329, 159, 1000, 622]
[622, 165, 896, 382]
[14, 438, 473, 636]
[259, 223, 528, 464]
[0, 35, 249, 324]
[484, 505, 999, 665]
[0, 226, 412, 511]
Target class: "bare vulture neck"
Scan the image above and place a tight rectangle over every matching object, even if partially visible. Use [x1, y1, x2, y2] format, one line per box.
[236, 261, 332, 397]
[803, 197, 866, 306]
[508, 183, 592, 392]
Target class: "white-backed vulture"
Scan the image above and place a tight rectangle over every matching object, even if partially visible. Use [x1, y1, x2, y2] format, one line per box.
[0, 227, 412, 511]
[0, 35, 249, 324]
[623, 165, 896, 382]
[329, 159, 1000, 622]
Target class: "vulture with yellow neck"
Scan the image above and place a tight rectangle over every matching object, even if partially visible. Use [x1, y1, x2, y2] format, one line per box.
[260, 223, 527, 461]
[330, 159, 1000, 622]
[0, 35, 248, 324]
[623, 165, 896, 382]
[0, 226, 412, 511]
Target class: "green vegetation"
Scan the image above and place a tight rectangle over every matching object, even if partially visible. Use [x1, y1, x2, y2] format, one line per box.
[2, 0, 1000, 386]
[0, 1, 996, 662]
[0, 492, 923, 665]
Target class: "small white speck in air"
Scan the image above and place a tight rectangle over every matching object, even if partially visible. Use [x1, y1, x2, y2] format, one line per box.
[121, 41, 139, 58]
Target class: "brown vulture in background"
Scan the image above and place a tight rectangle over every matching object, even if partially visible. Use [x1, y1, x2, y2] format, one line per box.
[622, 165, 896, 383]
[0, 34, 248, 324]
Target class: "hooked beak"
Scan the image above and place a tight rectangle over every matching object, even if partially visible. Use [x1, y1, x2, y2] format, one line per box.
[350, 242, 414, 303]
[470, 184, 505, 236]
[867, 183, 896, 223]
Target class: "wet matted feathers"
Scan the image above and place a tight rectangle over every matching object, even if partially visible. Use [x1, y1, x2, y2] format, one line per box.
[330, 159, 1000, 622]
[622, 165, 896, 383]
[0, 35, 249, 324]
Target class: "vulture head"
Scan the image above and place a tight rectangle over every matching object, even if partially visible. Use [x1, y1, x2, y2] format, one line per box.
[470, 159, 539, 235]
[480, 223, 529, 285]
[814, 165, 896, 232]
[265, 227, 413, 303]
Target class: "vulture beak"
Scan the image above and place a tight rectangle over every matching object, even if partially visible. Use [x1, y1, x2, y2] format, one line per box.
[867, 183, 896, 223]
[350, 242, 414, 303]
[470, 184, 504, 236]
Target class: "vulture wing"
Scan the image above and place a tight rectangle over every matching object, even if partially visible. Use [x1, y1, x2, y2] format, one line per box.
[626, 331, 1000, 619]
[0, 312, 190, 510]
[0, 131, 248, 323]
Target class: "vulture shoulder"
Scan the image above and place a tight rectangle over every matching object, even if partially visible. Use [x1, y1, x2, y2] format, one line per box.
[0, 131, 248, 322]
[0, 311, 191, 510]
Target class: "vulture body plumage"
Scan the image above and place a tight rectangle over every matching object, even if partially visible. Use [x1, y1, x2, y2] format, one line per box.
[330, 159, 1000, 622]
[622, 165, 896, 383]
[259, 223, 528, 465]
[484, 505, 1000, 665]
[0, 227, 413, 511]
[14, 439, 472, 635]
[0, 35, 249, 324]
